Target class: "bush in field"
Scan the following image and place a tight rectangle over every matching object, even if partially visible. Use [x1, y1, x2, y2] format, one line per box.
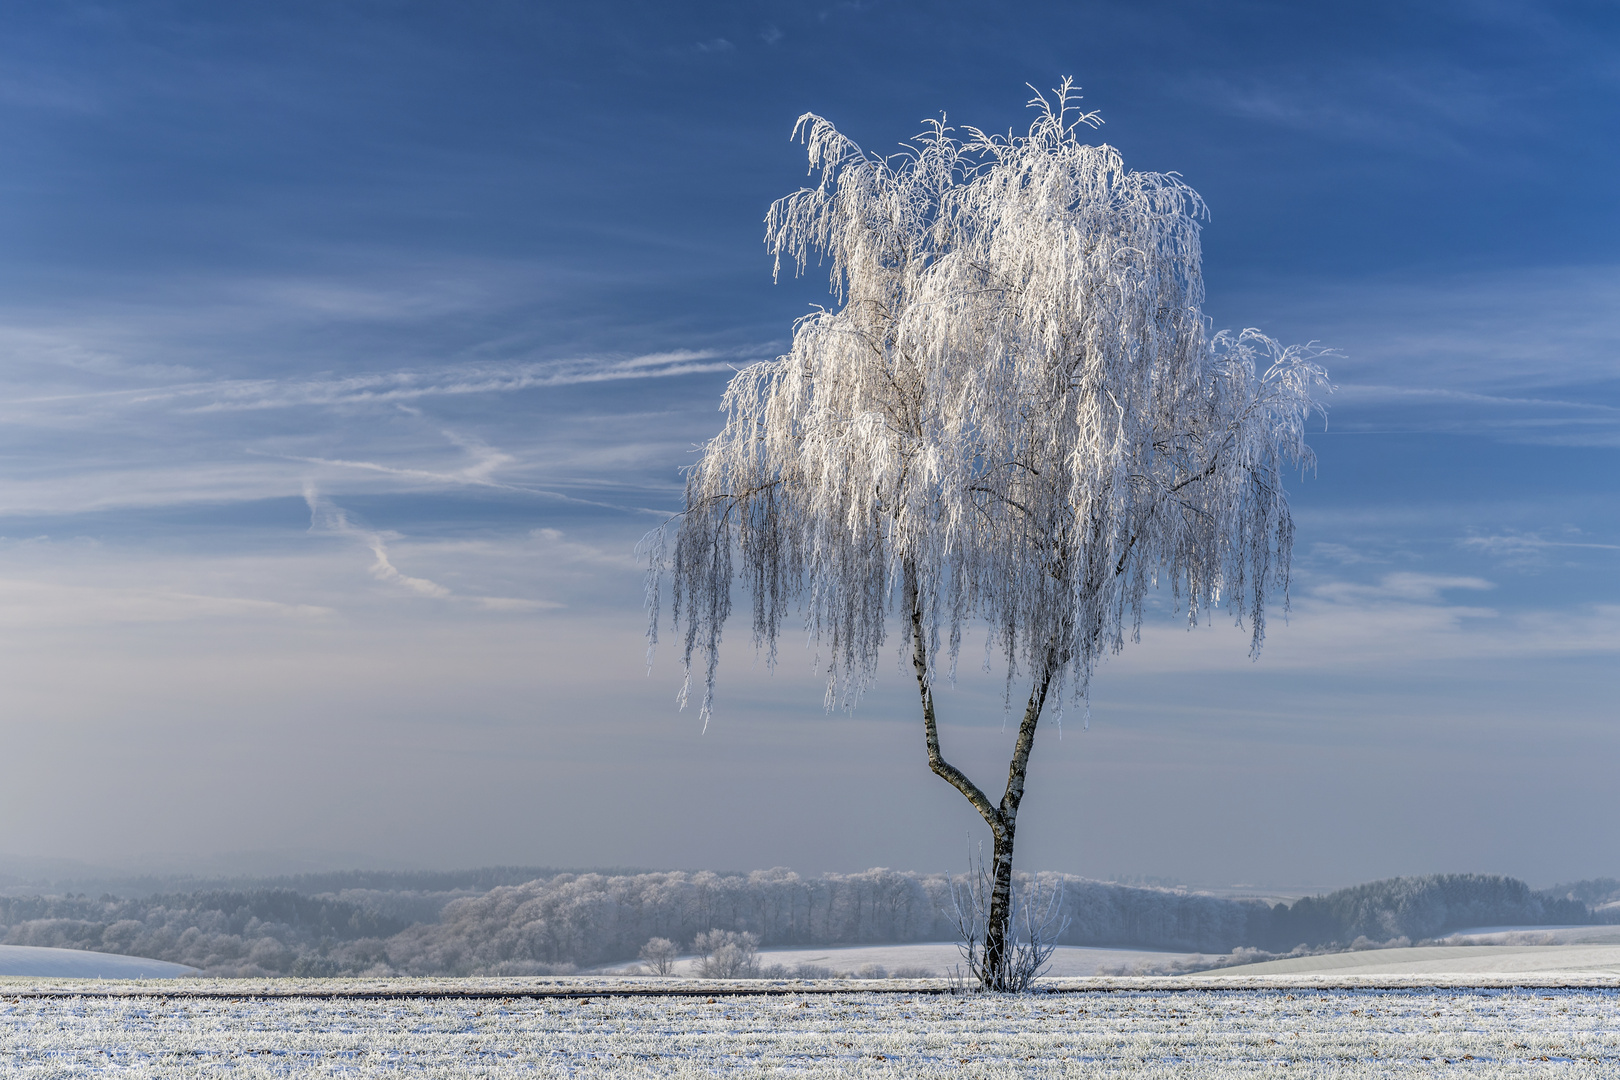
[693, 929, 759, 978]
[638, 937, 678, 976]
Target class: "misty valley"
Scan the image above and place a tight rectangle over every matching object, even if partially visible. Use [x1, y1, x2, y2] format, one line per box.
[3, 867, 1616, 979]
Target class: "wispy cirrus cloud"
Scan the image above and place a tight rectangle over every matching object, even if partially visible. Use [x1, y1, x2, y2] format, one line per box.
[1174, 0, 1612, 163]
[302, 481, 561, 610]
[305, 482, 450, 599]
[0, 348, 743, 517]
[1326, 383, 1620, 444]
[1460, 530, 1620, 570]
[1218, 263, 1620, 443]
[1182, 62, 1513, 157]
[288, 452, 668, 515]
[1107, 569, 1620, 678]
[1462, 532, 1620, 555]
[270, 417, 671, 517]
[1238, 264, 1620, 393]
[1332, 385, 1620, 413]
[4, 349, 741, 419]
[179, 350, 738, 413]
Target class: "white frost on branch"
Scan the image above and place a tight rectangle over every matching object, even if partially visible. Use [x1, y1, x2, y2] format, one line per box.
[647, 81, 1330, 722]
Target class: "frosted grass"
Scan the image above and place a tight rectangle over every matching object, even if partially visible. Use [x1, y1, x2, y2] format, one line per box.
[2, 986, 1615, 1076]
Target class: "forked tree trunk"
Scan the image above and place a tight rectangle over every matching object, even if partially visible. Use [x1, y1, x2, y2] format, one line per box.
[909, 597, 1054, 991]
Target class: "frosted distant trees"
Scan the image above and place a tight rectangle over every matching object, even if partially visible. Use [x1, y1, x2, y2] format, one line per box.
[645, 82, 1327, 990]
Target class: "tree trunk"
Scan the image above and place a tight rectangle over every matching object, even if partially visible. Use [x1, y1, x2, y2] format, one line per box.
[983, 826, 1017, 989]
[908, 573, 1055, 991]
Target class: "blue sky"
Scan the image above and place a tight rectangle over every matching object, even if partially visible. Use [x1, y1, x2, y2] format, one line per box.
[0, 0, 1616, 889]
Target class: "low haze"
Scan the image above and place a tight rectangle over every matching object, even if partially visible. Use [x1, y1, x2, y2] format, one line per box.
[0, 0, 1615, 890]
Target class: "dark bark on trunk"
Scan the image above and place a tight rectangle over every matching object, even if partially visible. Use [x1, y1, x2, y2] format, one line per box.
[907, 566, 1055, 990]
[982, 663, 1053, 987]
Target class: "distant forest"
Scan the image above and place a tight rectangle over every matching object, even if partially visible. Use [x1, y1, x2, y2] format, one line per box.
[2, 869, 1615, 977]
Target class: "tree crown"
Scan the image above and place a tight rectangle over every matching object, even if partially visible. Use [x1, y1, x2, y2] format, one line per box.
[646, 81, 1329, 723]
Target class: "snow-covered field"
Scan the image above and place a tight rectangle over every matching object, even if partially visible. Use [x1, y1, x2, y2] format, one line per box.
[1, 981, 1616, 1076]
[0, 946, 195, 979]
[1202, 944, 1620, 979]
[606, 942, 1203, 978]
[625, 934, 1620, 980]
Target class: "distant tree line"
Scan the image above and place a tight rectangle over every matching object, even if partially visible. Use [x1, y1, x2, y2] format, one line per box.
[1542, 878, 1620, 912]
[0, 889, 408, 976]
[2, 870, 1614, 977]
[0, 866, 599, 901]
[1261, 874, 1594, 951]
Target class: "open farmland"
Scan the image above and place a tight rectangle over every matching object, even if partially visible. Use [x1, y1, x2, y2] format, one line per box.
[2, 980, 1617, 1076]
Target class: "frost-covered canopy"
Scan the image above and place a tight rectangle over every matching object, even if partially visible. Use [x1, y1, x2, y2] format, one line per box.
[649, 83, 1328, 721]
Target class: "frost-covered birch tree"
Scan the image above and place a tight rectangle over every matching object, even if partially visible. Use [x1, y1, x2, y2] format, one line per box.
[644, 81, 1328, 990]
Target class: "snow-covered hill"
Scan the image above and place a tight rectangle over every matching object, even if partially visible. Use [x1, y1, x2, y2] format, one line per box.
[0, 945, 196, 978]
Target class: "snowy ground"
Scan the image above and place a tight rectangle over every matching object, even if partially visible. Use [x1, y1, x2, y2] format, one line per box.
[0, 946, 195, 979]
[601, 942, 1203, 978]
[1, 981, 1615, 1075]
[1201, 944, 1620, 979]
[630, 935, 1620, 980]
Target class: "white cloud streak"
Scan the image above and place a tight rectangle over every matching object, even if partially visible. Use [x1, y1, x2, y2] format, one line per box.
[1177, 54, 1525, 161]
[181, 351, 738, 413]
[1252, 265, 1620, 395]
[304, 482, 451, 598]
[1460, 532, 1620, 566]
[0, 340, 731, 516]
[0, 350, 741, 419]
[1106, 571, 1620, 678]
[273, 449, 668, 517]
[1333, 384, 1620, 413]
[301, 481, 561, 611]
